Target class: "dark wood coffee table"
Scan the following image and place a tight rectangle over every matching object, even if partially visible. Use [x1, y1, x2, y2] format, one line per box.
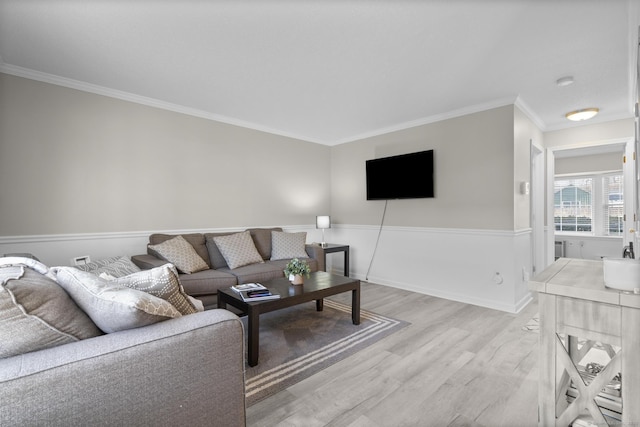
[217, 271, 360, 366]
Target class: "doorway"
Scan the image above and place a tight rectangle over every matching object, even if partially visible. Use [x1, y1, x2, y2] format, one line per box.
[546, 139, 634, 263]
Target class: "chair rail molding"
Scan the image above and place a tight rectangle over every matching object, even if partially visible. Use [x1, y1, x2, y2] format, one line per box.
[1, 224, 533, 313]
[0, 224, 318, 266]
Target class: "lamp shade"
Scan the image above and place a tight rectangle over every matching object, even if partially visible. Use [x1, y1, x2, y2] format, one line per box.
[316, 215, 331, 229]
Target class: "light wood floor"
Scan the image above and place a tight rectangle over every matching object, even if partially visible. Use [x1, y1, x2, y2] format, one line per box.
[246, 281, 540, 427]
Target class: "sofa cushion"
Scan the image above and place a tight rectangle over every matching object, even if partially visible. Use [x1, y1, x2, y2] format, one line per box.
[247, 227, 282, 260]
[114, 264, 199, 315]
[213, 231, 264, 269]
[204, 232, 236, 269]
[0, 265, 102, 358]
[52, 267, 181, 334]
[131, 253, 168, 270]
[74, 256, 141, 277]
[148, 233, 211, 269]
[192, 294, 219, 310]
[177, 268, 238, 296]
[270, 231, 308, 260]
[217, 258, 311, 284]
[218, 261, 287, 285]
[148, 235, 209, 274]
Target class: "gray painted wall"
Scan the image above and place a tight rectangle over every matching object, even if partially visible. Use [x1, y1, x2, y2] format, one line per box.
[555, 152, 622, 175]
[545, 119, 633, 149]
[0, 73, 331, 236]
[330, 105, 517, 230]
[514, 106, 544, 231]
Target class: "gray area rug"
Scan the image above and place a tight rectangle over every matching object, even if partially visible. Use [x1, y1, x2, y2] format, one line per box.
[243, 299, 409, 406]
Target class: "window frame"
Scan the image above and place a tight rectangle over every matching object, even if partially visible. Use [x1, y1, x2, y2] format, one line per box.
[554, 171, 624, 238]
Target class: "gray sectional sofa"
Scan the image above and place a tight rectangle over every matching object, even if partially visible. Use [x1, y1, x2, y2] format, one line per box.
[132, 227, 325, 309]
[1, 309, 246, 426]
[0, 258, 246, 426]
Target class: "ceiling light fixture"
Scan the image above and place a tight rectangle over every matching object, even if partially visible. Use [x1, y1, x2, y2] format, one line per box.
[556, 76, 574, 87]
[565, 108, 599, 121]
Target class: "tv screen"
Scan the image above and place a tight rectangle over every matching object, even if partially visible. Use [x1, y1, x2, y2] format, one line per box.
[366, 150, 434, 200]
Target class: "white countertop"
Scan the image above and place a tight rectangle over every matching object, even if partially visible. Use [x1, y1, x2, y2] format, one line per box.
[529, 258, 640, 309]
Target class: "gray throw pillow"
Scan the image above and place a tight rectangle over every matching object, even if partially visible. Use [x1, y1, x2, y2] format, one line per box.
[213, 231, 264, 269]
[51, 267, 181, 333]
[0, 265, 102, 358]
[270, 231, 308, 260]
[148, 235, 209, 274]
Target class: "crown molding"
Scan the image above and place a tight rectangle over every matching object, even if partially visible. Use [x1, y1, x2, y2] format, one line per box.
[0, 61, 553, 146]
[542, 112, 634, 133]
[0, 62, 328, 145]
[331, 96, 523, 146]
[514, 96, 546, 131]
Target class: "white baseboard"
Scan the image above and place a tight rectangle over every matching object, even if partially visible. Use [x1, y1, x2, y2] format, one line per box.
[352, 272, 532, 314]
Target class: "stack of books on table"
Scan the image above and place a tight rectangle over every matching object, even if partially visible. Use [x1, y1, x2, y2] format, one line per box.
[231, 283, 280, 301]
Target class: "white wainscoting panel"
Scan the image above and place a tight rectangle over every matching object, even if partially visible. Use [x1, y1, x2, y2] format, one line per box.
[0, 231, 161, 266]
[326, 224, 533, 313]
[0, 225, 322, 267]
[554, 235, 623, 260]
[0, 224, 532, 313]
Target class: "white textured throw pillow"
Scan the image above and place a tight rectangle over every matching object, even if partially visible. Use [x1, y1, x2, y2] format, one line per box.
[51, 267, 181, 333]
[148, 235, 209, 274]
[0, 256, 50, 275]
[74, 256, 141, 278]
[270, 231, 308, 260]
[213, 231, 264, 269]
[115, 264, 198, 315]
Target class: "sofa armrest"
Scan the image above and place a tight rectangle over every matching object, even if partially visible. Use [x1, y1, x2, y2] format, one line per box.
[131, 253, 167, 270]
[305, 244, 326, 272]
[0, 309, 246, 426]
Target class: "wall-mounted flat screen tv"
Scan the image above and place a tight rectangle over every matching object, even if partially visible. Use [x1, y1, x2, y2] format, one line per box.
[366, 149, 434, 200]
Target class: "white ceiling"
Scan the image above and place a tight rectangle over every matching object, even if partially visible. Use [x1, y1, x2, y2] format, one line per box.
[1, 1, 639, 146]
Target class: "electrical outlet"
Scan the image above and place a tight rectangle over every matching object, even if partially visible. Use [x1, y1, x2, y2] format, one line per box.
[493, 272, 503, 285]
[71, 255, 91, 266]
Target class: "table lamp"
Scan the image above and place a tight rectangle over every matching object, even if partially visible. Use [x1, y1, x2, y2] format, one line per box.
[316, 215, 331, 248]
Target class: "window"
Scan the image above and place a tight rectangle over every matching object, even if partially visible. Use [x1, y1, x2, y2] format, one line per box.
[603, 175, 624, 235]
[554, 178, 592, 232]
[554, 173, 623, 237]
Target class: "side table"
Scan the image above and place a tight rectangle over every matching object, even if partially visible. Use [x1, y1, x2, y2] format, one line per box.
[321, 243, 350, 277]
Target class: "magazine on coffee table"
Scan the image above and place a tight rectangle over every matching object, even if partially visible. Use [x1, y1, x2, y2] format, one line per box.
[238, 289, 280, 302]
[231, 283, 267, 293]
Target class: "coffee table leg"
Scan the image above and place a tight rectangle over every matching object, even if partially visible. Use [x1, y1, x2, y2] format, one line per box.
[217, 293, 226, 309]
[352, 286, 360, 325]
[344, 250, 349, 277]
[316, 298, 324, 311]
[247, 306, 259, 367]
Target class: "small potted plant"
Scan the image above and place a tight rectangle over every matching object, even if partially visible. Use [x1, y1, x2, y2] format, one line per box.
[284, 258, 311, 285]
